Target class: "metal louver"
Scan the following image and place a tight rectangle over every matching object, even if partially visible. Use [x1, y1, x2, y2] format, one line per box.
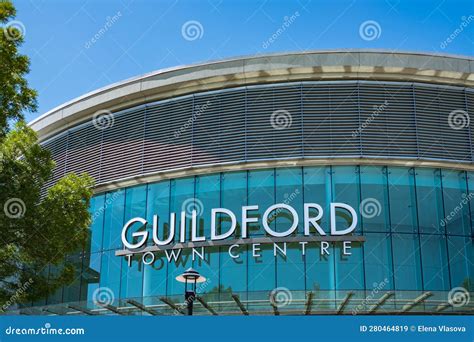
[40, 81, 474, 188]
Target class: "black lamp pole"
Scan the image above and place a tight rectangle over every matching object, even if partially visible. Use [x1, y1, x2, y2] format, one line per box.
[184, 277, 197, 315]
[176, 268, 206, 316]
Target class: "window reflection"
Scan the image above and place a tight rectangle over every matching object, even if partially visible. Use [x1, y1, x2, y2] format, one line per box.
[388, 167, 417, 233]
[442, 170, 470, 236]
[420, 234, 450, 291]
[48, 165, 474, 307]
[415, 168, 444, 234]
[392, 234, 422, 290]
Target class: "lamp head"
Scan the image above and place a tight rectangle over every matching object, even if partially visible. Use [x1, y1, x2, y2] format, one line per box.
[175, 268, 206, 284]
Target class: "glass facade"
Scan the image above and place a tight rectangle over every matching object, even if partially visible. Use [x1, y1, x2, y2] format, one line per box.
[27, 165, 474, 314]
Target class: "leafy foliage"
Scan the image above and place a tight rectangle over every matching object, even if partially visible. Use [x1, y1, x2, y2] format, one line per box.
[0, 1, 94, 308]
[0, 1, 37, 138]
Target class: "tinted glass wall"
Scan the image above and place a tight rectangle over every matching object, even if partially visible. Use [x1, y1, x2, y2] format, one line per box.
[40, 166, 474, 307]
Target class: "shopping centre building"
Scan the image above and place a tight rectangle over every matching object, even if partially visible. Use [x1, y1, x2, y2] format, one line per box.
[18, 50, 474, 315]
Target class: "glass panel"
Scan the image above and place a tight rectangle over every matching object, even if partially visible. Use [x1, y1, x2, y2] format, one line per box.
[142, 181, 170, 297]
[420, 234, 450, 291]
[392, 233, 422, 290]
[87, 194, 105, 253]
[118, 186, 147, 299]
[275, 168, 303, 235]
[276, 243, 305, 290]
[363, 233, 393, 290]
[447, 236, 474, 290]
[120, 254, 143, 299]
[80, 252, 101, 302]
[46, 265, 63, 305]
[169, 177, 195, 242]
[303, 166, 332, 234]
[387, 167, 418, 233]
[62, 253, 83, 303]
[248, 169, 275, 237]
[193, 246, 219, 295]
[102, 189, 126, 251]
[331, 166, 361, 233]
[467, 171, 474, 236]
[221, 171, 247, 237]
[248, 244, 275, 291]
[99, 250, 122, 303]
[360, 166, 389, 232]
[306, 242, 335, 291]
[143, 253, 168, 297]
[220, 245, 247, 294]
[195, 174, 220, 239]
[415, 168, 444, 234]
[166, 249, 192, 296]
[146, 180, 170, 245]
[335, 241, 364, 290]
[442, 170, 470, 236]
[123, 185, 147, 249]
[30, 265, 50, 311]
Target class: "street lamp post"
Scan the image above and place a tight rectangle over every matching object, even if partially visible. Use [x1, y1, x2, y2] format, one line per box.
[176, 268, 206, 316]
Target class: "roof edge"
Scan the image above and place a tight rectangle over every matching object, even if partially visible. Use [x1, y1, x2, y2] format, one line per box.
[29, 50, 474, 140]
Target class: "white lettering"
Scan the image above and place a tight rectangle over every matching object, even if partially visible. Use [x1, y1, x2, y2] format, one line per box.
[152, 214, 175, 245]
[228, 244, 240, 259]
[165, 249, 182, 262]
[321, 241, 330, 255]
[343, 241, 352, 255]
[121, 217, 148, 249]
[192, 247, 205, 261]
[242, 205, 258, 238]
[142, 251, 155, 265]
[273, 242, 287, 257]
[330, 203, 358, 235]
[262, 204, 299, 237]
[191, 210, 205, 242]
[304, 203, 326, 235]
[211, 208, 237, 240]
[252, 243, 261, 257]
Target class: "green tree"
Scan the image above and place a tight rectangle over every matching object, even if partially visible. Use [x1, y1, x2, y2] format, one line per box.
[0, 1, 94, 308]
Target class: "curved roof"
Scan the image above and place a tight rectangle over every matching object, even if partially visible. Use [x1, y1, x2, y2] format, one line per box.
[30, 50, 474, 141]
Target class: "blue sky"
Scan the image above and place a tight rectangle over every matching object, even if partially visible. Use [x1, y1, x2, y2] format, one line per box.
[13, 0, 474, 121]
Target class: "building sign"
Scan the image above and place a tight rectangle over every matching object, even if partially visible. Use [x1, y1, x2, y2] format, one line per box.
[117, 202, 364, 267]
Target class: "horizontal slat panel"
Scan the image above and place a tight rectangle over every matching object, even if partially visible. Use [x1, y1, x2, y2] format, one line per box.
[40, 81, 473, 188]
